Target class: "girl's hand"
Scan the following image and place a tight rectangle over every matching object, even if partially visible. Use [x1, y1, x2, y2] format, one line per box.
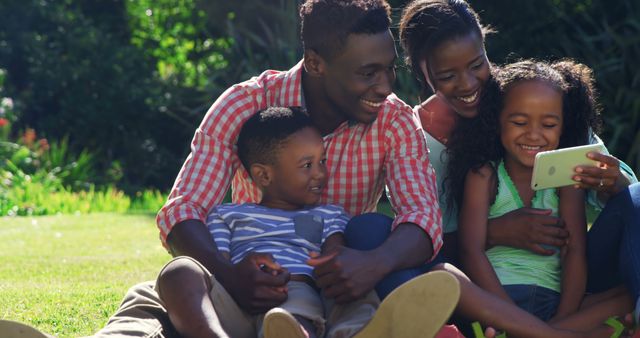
[572, 152, 629, 197]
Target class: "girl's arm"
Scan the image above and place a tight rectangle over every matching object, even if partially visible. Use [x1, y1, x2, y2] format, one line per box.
[551, 186, 587, 321]
[459, 165, 514, 303]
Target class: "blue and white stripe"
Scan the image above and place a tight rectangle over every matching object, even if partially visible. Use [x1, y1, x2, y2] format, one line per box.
[206, 203, 349, 276]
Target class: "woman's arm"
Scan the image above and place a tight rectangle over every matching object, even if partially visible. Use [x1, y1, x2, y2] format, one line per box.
[459, 165, 513, 303]
[574, 151, 635, 204]
[552, 186, 587, 321]
[486, 208, 567, 255]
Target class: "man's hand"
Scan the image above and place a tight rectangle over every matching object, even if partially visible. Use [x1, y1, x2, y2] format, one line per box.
[307, 246, 383, 304]
[223, 252, 290, 314]
[487, 208, 568, 255]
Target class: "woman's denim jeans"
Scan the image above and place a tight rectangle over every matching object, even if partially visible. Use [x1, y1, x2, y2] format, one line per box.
[586, 182, 640, 301]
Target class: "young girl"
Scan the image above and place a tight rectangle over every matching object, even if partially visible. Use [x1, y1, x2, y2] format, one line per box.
[398, 0, 638, 265]
[399, 0, 640, 333]
[452, 59, 633, 330]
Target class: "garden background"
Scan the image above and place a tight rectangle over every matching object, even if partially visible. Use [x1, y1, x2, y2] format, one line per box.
[0, 0, 638, 336]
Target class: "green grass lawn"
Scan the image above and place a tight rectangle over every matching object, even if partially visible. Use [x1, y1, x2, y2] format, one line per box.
[0, 213, 170, 337]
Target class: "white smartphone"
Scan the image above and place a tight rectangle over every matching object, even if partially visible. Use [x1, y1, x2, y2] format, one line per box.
[531, 143, 606, 190]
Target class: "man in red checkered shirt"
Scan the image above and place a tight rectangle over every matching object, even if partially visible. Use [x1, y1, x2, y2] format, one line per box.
[94, 1, 443, 337]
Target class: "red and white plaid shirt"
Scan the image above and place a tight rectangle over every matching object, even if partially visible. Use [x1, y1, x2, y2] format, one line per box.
[157, 61, 443, 255]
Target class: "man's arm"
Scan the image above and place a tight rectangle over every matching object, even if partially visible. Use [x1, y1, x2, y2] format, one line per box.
[158, 83, 290, 313]
[156, 84, 261, 245]
[309, 106, 441, 303]
[308, 223, 431, 303]
[167, 219, 289, 314]
[166, 219, 229, 273]
[384, 105, 443, 257]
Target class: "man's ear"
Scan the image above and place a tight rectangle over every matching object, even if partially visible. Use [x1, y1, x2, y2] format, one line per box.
[250, 163, 273, 188]
[303, 49, 326, 77]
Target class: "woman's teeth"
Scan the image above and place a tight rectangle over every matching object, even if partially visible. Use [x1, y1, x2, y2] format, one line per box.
[457, 91, 478, 104]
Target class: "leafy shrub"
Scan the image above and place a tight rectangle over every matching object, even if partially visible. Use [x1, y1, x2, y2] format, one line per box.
[1, 0, 637, 193]
[0, 0, 189, 190]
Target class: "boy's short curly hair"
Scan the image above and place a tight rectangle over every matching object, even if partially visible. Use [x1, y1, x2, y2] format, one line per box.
[237, 106, 314, 172]
[300, 0, 391, 60]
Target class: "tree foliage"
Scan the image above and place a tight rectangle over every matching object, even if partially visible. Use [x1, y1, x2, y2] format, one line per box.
[0, 0, 637, 192]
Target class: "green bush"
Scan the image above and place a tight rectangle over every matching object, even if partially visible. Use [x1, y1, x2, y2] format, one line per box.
[0, 0, 191, 190]
[1, 0, 637, 192]
[0, 168, 166, 216]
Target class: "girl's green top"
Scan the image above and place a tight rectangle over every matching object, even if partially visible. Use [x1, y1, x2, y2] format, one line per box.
[486, 161, 562, 292]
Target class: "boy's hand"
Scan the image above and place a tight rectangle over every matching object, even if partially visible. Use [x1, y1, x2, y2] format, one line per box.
[226, 252, 290, 314]
[307, 247, 382, 304]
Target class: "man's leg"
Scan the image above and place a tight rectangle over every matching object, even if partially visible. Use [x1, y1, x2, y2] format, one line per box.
[344, 213, 443, 299]
[90, 281, 178, 338]
[156, 256, 256, 338]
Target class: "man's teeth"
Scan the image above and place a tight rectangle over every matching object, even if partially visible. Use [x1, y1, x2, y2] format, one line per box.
[457, 91, 478, 103]
[362, 99, 383, 108]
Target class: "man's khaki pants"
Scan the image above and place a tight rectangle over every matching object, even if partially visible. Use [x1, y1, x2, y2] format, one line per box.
[92, 256, 379, 338]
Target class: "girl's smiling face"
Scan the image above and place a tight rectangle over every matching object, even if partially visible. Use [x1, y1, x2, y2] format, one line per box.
[422, 32, 491, 119]
[500, 80, 564, 169]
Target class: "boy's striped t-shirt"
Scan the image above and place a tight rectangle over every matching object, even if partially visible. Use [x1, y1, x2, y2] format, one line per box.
[206, 203, 349, 277]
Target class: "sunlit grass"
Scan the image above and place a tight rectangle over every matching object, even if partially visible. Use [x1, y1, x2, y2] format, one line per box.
[0, 202, 394, 337]
[0, 213, 170, 337]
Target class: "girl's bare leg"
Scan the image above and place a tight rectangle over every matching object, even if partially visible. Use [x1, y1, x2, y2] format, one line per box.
[433, 263, 613, 338]
[550, 287, 633, 332]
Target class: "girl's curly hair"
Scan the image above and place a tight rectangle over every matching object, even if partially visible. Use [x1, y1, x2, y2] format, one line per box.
[444, 59, 602, 209]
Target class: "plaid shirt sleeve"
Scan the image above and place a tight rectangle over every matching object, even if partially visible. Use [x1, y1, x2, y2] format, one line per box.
[384, 103, 443, 258]
[156, 84, 260, 245]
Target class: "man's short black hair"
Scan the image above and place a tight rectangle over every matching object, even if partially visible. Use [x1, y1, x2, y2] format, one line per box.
[237, 106, 314, 171]
[300, 0, 391, 60]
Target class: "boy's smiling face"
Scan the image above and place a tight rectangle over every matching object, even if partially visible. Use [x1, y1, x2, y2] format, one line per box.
[258, 127, 328, 211]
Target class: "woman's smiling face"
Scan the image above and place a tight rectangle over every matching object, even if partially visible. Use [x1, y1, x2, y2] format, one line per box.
[422, 32, 491, 119]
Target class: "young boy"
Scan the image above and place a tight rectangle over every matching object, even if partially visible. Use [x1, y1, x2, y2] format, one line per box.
[155, 106, 460, 338]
